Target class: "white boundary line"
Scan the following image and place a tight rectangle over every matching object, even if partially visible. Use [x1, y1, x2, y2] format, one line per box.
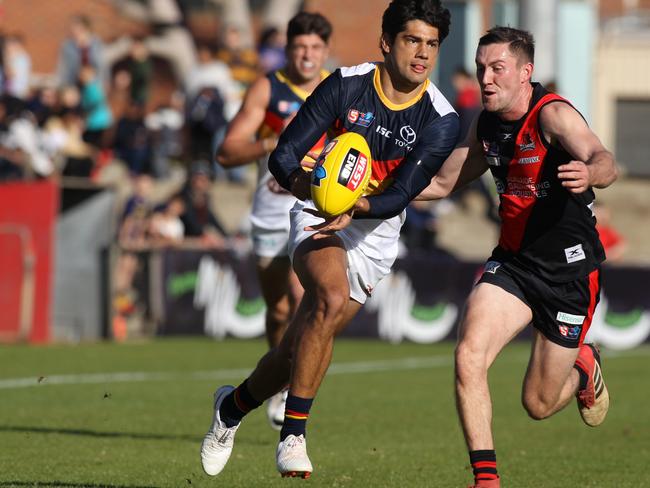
[1, 347, 648, 390]
[0, 356, 452, 390]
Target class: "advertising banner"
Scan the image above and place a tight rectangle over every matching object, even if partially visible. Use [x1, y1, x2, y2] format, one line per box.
[154, 248, 650, 350]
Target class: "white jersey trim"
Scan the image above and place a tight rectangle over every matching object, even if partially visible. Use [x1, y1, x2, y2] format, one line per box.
[426, 83, 457, 117]
[340, 62, 377, 78]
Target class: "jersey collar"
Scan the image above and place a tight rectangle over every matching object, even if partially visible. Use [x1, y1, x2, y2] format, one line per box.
[373, 64, 429, 111]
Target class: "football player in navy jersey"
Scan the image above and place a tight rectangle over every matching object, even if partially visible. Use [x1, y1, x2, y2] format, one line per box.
[212, 12, 331, 432]
[200, 0, 459, 480]
[417, 27, 617, 488]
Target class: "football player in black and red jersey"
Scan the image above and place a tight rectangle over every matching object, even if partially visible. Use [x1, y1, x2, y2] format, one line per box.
[416, 27, 617, 488]
[200, 0, 459, 480]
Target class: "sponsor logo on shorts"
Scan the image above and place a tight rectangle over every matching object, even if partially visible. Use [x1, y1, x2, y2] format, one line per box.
[556, 311, 586, 325]
[558, 324, 581, 339]
[347, 109, 374, 127]
[484, 261, 501, 274]
[337, 149, 368, 191]
[564, 244, 586, 264]
[312, 165, 326, 187]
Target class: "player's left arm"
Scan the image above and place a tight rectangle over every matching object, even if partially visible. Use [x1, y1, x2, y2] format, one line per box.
[540, 102, 618, 193]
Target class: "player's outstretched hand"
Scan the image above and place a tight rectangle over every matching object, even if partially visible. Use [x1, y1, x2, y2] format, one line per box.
[303, 208, 354, 239]
[558, 160, 591, 193]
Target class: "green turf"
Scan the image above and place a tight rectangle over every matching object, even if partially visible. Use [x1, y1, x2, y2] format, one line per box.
[0, 338, 648, 487]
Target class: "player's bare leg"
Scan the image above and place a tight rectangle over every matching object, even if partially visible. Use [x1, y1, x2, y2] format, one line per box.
[521, 330, 581, 419]
[257, 256, 304, 429]
[275, 235, 362, 478]
[455, 283, 532, 487]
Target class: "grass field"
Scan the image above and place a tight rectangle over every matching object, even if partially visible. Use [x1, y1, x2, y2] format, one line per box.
[1, 338, 648, 488]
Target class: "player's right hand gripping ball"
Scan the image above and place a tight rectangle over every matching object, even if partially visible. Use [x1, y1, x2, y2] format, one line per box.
[310, 132, 372, 217]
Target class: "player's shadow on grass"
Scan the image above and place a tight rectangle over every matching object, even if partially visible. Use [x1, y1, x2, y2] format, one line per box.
[0, 425, 198, 443]
[0, 425, 269, 446]
[0, 483, 158, 488]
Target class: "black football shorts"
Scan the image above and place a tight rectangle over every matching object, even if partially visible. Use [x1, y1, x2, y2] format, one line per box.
[478, 259, 601, 348]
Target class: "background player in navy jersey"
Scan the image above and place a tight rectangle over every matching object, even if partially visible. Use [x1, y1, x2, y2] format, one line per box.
[200, 0, 459, 479]
[214, 12, 331, 431]
[416, 27, 617, 488]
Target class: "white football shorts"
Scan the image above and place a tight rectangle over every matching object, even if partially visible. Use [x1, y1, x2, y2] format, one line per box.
[288, 199, 405, 304]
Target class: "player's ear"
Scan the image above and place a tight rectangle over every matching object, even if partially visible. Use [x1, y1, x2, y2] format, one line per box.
[380, 33, 392, 56]
[520, 61, 533, 84]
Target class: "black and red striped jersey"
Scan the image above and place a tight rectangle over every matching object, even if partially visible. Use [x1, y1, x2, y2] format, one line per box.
[269, 62, 459, 219]
[478, 82, 606, 282]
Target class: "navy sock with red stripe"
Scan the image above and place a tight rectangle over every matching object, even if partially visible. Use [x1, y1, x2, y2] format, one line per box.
[280, 394, 313, 441]
[219, 379, 263, 427]
[469, 449, 499, 482]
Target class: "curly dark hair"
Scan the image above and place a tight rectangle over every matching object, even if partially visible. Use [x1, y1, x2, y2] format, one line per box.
[381, 0, 451, 54]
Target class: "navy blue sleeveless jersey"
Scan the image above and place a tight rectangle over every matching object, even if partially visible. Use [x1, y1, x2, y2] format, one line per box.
[258, 69, 327, 155]
[268, 62, 459, 219]
[477, 82, 606, 282]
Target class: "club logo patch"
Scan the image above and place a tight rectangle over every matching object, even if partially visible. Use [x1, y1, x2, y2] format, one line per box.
[347, 109, 374, 127]
[558, 324, 581, 339]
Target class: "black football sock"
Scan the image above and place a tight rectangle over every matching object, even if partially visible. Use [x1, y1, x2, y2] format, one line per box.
[280, 393, 313, 441]
[219, 379, 263, 428]
[469, 449, 499, 482]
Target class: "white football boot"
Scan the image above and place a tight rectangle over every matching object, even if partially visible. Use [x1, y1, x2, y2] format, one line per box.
[266, 389, 288, 431]
[276, 434, 313, 479]
[200, 385, 239, 476]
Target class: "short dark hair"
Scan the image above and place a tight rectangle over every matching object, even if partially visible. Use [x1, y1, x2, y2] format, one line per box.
[478, 26, 535, 64]
[287, 12, 332, 45]
[381, 0, 451, 54]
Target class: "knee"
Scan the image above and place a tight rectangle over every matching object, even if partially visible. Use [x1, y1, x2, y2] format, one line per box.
[310, 289, 348, 331]
[521, 392, 554, 420]
[455, 340, 488, 385]
[267, 298, 291, 326]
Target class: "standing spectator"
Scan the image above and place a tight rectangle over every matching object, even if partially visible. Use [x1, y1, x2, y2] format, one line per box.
[185, 42, 240, 121]
[217, 24, 260, 93]
[127, 38, 153, 107]
[57, 15, 106, 87]
[79, 65, 112, 148]
[451, 66, 481, 139]
[113, 102, 151, 175]
[257, 27, 286, 73]
[3, 34, 32, 99]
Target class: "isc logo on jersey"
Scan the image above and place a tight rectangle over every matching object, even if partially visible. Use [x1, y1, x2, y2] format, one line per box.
[311, 132, 372, 217]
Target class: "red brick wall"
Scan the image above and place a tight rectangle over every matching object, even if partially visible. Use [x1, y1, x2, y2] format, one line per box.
[304, 0, 386, 66]
[600, 0, 650, 20]
[1, 0, 140, 75]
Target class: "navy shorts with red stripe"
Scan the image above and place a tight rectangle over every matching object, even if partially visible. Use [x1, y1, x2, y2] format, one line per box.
[478, 259, 601, 348]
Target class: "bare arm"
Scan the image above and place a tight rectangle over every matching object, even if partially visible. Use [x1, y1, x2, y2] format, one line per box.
[540, 102, 618, 193]
[216, 76, 277, 167]
[415, 115, 488, 201]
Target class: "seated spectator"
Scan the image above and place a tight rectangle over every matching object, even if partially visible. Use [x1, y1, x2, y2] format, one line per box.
[180, 161, 227, 248]
[0, 95, 53, 181]
[149, 193, 185, 247]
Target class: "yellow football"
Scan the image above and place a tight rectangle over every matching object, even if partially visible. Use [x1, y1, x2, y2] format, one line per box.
[310, 132, 372, 217]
